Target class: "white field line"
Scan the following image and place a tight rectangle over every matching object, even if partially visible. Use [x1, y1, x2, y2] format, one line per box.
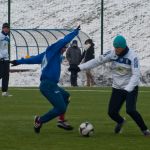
[10, 88, 150, 93]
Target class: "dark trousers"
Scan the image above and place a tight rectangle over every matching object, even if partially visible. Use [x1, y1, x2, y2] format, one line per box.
[69, 64, 78, 86]
[70, 70, 78, 86]
[108, 86, 148, 131]
[0, 60, 10, 92]
[39, 80, 70, 123]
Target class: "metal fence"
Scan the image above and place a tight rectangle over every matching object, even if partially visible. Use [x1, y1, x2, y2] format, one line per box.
[10, 29, 89, 60]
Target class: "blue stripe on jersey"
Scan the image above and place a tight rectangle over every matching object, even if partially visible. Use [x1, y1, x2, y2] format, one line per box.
[134, 57, 138, 68]
[1, 37, 10, 42]
[114, 57, 131, 65]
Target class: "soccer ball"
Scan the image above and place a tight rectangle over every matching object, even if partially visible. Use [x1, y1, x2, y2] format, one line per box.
[79, 122, 94, 137]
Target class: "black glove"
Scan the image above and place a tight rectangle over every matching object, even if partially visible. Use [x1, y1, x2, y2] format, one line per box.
[76, 66, 80, 72]
[77, 25, 81, 30]
[68, 65, 80, 72]
[9, 60, 19, 66]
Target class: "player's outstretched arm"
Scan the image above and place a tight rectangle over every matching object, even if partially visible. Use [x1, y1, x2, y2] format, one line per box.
[46, 25, 80, 53]
[57, 25, 80, 48]
[79, 50, 113, 70]
[10, 52, 45, 66]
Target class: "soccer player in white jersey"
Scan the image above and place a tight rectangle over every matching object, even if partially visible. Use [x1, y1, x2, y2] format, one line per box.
[78, 35, 150, 136]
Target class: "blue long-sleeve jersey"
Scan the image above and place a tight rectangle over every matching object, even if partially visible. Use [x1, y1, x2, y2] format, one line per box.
[16, 28, 79, 83]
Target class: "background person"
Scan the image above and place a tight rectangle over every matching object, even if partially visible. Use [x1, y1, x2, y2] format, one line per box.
[66, 40, 81, 86]
[81, 39, 95, 86]
[0, 23, 12, 97]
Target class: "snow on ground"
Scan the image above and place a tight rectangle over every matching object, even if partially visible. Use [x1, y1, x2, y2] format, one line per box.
[0, 0, 150, 87]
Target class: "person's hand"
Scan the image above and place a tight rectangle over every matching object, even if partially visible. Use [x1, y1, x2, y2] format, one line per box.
[76, 66, 81, 72]
[77, 25, 81, 30]
[9, 60, 19, 66]
[72, 65, 81, 72]
[68, 65, 80, 72]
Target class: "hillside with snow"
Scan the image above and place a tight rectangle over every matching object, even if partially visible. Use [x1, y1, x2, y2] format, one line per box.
[0, 0, 150, 87]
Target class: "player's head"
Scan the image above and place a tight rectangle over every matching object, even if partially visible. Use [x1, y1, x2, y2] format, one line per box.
[113, 35, 127, 56]
[2, 23, 10, 34]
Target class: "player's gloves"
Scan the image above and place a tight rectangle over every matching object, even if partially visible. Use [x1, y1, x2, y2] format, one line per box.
[68, 65, 80, 72]
[77, 25, 81, 30]
[10, 60, 19, 66]
[76, 66, 80, 72]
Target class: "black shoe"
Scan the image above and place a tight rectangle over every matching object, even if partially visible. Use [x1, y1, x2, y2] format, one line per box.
[57, 120, 74, 130]
[143, 129, 150, 136]
[114, 119, 126, 134]
[34, 116, 42, 134]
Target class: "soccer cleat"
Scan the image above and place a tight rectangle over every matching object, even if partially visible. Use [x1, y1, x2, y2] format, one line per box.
[114, 118, 126, 134]
[143, 129, 150, 136]
[57, 120, 74, 131]
[2, 92, 12, 97]
[34, 116, 42, 134]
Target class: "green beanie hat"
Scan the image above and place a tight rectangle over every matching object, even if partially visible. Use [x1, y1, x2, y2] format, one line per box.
[113, 35, 127, 49]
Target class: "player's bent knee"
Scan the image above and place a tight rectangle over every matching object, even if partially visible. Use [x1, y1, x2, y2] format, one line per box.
[108, 111, 115, 118]
[108, 109, 119, 118]
[58, 106, 67, 114]
[126, 110, 136, 116]
[66, 93, 70, 100]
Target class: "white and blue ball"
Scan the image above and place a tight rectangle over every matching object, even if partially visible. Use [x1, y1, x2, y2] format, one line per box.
[79, 122, 94, 137]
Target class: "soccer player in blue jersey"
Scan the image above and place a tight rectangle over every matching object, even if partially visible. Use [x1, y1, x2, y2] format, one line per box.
[10, 26, 80, 133]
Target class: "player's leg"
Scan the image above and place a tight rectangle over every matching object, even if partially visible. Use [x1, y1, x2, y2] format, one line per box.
[57, 87, 73, 130]
[108, 88, 126, 133]
[40, 81, 67, 122]
[2, 61, 12, 96]
[126, 86, 150, 136]
[0, 61, 4, 93]
[34, 80, 67, 133]
[57, 88, 70, 122]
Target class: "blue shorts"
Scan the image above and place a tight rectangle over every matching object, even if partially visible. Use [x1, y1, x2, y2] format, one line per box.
[39, 80, 70, 123]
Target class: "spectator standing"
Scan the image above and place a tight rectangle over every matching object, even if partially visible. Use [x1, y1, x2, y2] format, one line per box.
[81, 39, 95, 86]
[66, 40, 81, 86]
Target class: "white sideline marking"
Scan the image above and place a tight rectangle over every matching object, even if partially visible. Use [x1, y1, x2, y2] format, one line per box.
[11, 88, 150, 93]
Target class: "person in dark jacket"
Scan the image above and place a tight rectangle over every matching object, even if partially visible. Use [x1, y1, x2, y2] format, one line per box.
[81, 39, 95, 86]
[66, 40, 81, 86]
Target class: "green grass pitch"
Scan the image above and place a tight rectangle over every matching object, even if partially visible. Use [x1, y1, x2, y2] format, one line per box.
[0, 87, 150, 150]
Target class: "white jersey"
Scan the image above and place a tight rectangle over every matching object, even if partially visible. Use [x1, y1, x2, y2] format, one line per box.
[79, 49, 140, 92]
[0, 32, 9, 60]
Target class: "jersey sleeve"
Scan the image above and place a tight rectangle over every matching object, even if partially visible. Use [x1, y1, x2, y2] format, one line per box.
[0, 35, 5, 58]
[79, 50, 112, 70]
[124, 56, 140, 92]
[46, 28, 79, 54]
[16, 52, 45, 64]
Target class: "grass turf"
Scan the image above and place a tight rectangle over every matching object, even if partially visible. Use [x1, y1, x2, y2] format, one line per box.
[0, 87, 150, 150]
